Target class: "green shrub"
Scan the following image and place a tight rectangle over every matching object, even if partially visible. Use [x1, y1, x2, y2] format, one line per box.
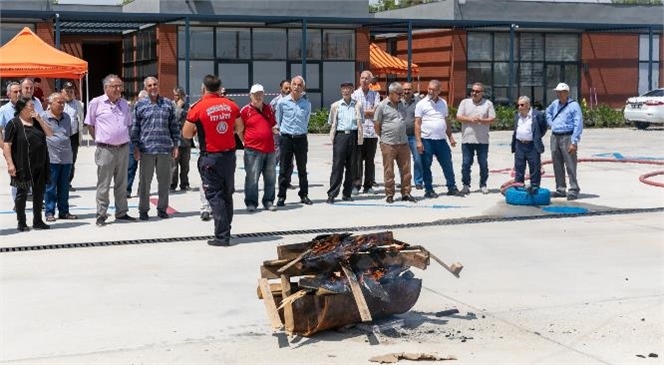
[309, 100, 626, 134]
[308, 108, 330, 134]
[581, 101, 625, 128]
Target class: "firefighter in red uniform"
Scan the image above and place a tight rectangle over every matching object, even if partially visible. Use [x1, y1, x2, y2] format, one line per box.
[183, 75, 243, 246]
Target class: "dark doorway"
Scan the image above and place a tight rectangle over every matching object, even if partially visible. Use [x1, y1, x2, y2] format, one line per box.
[82, 42, 121, 103]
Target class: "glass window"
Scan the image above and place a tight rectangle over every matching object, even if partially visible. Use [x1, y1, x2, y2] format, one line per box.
[322, 62, 355, 107]
[639, 62, 661, 94]
[519, 63, 544, 86]
[218, 63, 250, 90]
[323, 30, 355, 60]
[137, 62, 157, 82]
[639, 34, 661, 61]
[1, 23, 33, 46]
[492, 88, 510, 106]
[518, 86, 545, 109]
[178, 27, 214, 59]
[467, 33, 492, 61]
[253, 61, 286, 93]
[494, 62, 510, 86]
[494, 33, 514, 62]
[178, 60, 214, 99]
[467, 62, 492, 88]
[123, 36, 134, 63]
[545, 34, 578, 62]
[217, 28, 250, 59]
[288, 29, 322, 60]
[253, 29, 287, 60]
[290, 63, 320, 89]
[520, 33, 544, 61]
[303, 92, 322, 111]
[136, 29, 156, 62]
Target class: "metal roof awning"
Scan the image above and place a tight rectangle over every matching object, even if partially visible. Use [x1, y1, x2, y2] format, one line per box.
[0, 9, 661, 34]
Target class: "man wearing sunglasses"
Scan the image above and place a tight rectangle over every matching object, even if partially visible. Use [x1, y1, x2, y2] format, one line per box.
[456, 82, 496, 195]
[511, 96, 547, 194]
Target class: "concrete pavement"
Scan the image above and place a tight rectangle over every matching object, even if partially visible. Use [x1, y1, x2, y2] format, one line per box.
[1, 128, 662, 364]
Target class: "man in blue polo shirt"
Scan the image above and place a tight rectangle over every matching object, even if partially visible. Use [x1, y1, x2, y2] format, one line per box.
[275, 75, 312, 206]
[546, 82, 583, 201]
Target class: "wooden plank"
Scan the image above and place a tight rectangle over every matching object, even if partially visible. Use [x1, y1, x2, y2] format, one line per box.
[256, 282, 282, 299]
[429, 252, 462, 278]
[280, 275, 295, 334]
[261, 248, 430, 279]
[340, 263, 372, 322]
[258, 278, 284, 330]
[276, 242, 310, 260]
[277, 249, 311, 274]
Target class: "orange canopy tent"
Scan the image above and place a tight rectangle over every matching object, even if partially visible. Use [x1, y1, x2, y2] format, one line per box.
[0, 27, 87, 79]
[369, 43, 419, 76]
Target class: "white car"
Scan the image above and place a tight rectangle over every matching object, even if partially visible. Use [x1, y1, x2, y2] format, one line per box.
[624, 88, 664, 129]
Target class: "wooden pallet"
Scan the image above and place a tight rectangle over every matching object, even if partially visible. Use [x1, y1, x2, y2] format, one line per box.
[257, 231, 462, 336]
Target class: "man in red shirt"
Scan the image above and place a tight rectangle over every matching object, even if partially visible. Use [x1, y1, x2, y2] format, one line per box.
[240, 84, 279, 212]
[183, 75, 244, 247]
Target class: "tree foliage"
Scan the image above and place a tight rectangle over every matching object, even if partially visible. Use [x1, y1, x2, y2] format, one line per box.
[369, 0, 437, 13]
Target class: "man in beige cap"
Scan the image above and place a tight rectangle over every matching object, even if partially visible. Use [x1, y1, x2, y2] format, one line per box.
[545, 82, 583, 201]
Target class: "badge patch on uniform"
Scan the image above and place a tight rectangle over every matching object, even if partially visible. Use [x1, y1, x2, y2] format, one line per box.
[216, 121, 228, 134]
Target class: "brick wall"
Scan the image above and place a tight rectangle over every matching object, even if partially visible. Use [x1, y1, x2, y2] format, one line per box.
[580, 32, 664, 107]
[582, 33, 638, 107]
[157, 24, 178, 91]
[373, 29, 461, 104]
[356, 27, 371, 85]
[35, 22, 55, 97]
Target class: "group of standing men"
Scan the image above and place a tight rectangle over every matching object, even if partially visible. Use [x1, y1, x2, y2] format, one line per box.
[4, 70, 583, 245]
[326, 72, 583, 205]
[326, 71, 496, 205]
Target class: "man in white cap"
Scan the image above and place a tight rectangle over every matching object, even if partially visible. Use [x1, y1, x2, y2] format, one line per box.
[545, 82, 583, 200]
[240, 84, 279, 212]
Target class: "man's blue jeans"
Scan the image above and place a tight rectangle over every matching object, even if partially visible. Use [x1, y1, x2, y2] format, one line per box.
[407, 135, 423, 186]
[127, 141, 138, 195]
[421, 139, 457, 192]
[45, 163, 72, 217]
[244, 148, 277, 208]
[461, 143, 489, 188]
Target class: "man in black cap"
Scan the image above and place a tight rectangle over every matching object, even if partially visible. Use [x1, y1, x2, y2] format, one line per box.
[61, 81, 84, 190]
[326, 81, 363, 204]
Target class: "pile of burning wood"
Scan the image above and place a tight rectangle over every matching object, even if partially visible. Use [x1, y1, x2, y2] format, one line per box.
[258, 231, 463, 336]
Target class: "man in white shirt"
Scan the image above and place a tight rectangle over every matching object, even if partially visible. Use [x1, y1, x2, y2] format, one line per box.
[414, 80, 463, 198]
[511, 96, 548, 194]
[351, 70, 380, 195]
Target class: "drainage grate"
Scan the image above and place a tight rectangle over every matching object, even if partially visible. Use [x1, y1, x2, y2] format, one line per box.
[1, 207, 662, 253]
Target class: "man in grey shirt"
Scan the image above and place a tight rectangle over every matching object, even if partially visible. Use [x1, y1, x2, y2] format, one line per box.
[374, 82, 417, 204]
[44, 93, 77, 221]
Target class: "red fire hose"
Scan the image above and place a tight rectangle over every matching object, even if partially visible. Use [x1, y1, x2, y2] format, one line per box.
[497, 157, 664, 195]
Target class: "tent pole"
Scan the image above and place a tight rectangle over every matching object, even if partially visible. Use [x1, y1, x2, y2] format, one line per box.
[407, 21, 413, 83]
[85, 73, 90, 147]
[55, 13, 61, 90]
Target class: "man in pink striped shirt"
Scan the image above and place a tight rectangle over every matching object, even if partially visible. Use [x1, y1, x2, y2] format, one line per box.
[84, 74, 137, 227]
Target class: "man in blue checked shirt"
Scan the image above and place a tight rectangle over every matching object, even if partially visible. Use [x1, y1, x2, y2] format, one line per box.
[546, 82, 583, 201]
[275, 75, 312, 207]
[132, 76, 180, 220]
